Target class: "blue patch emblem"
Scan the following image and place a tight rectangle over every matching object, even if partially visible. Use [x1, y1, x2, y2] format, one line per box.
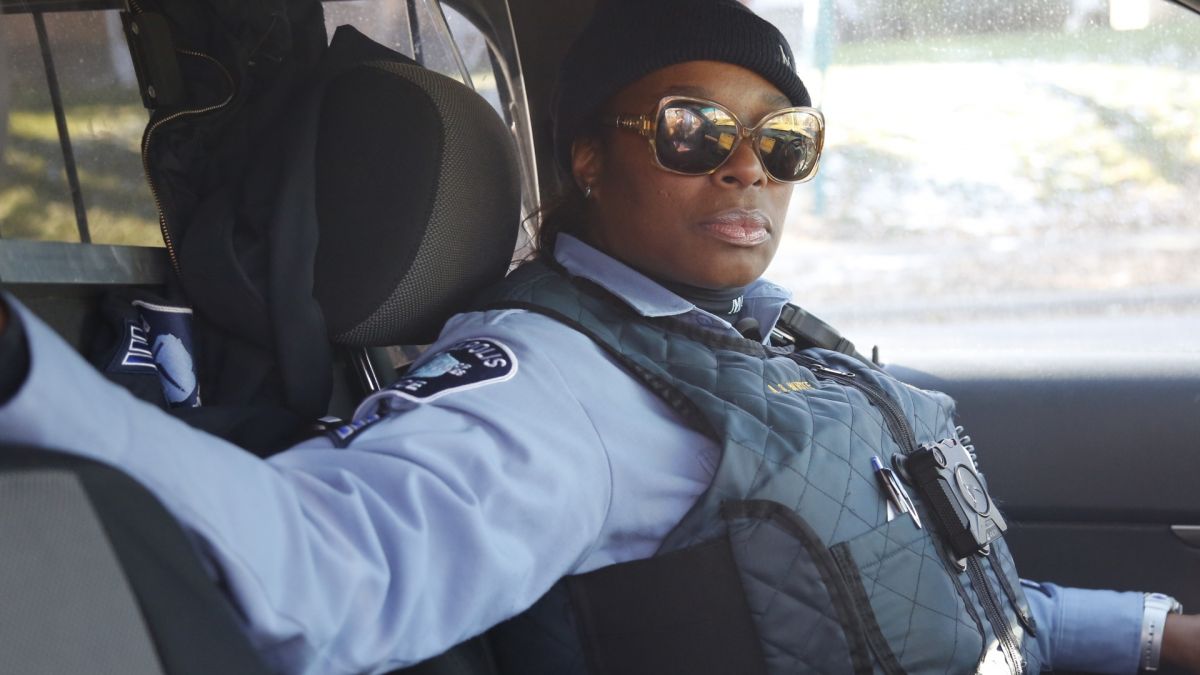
[389, 339, 517, 402]
[109, 301, 201, 408]
[152, 332, 197, 405]
[135, 301, 201, 408]
[326, 413, 384, 448]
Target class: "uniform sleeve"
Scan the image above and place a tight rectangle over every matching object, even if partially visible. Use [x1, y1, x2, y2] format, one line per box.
[1021, 579, 1143, 673]
[0, 296, 614, 675]
[0, 296, 30, 405]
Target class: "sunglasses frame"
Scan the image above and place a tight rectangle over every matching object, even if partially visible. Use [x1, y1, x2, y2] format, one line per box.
[602, 95, 825, 184]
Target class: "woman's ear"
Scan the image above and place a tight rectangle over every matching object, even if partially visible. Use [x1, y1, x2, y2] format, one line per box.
[570, 136, 604, 194]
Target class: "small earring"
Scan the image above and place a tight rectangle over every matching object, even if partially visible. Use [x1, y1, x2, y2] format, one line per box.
[583, 185, 593, 200]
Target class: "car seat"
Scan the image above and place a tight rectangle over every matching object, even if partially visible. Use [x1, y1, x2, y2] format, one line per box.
[309, 25, 522, 414]
[0, 24, 520, 675]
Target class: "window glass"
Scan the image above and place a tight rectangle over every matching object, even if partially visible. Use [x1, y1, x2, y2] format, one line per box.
[751, 0, 1200, 356]
[443, 4, 503, 117]
[325, 1, 505, 118]
[406, 0, 471, 84]
[0, 0, 502, 249]
[324, 0, 416, 59]
[443, 2, 542, 259]
[0, 9, 158, 246]
[327, 0, 474, 84]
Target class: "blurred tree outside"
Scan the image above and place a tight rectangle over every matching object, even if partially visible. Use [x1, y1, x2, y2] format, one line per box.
[761, 0, 1200, 352]
[0, 1, 499, 248]
[0, 10, 159, 246]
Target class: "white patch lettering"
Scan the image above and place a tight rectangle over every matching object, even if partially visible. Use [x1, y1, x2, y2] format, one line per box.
[121, 322, 157, 370]
[384, 338, 518, 403]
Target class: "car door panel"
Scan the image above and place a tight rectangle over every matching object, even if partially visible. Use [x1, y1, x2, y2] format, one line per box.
[890, 355, 1200, 608]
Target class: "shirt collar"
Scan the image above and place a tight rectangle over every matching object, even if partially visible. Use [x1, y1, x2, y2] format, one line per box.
[553, 234, 792, 338]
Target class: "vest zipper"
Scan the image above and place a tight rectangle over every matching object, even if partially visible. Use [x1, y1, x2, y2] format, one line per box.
[800, 360, 917, 456]
[965, 554, 1026, 673]
[800, 357, 1025, 675]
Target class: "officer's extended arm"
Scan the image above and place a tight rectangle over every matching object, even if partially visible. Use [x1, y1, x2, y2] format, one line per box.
[0, 297, 614, 675]
[1163, 613, 1200, 672]
[0, 295, 32, 406]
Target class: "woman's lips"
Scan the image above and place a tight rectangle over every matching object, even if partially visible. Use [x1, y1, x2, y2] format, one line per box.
[698, 210, 772, 247]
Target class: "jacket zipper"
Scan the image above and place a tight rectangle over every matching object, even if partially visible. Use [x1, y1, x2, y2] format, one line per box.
[800, 357, 1025, 675]
[801, 361, 918, 455]
[139, 51, 235, 275]
[128, 1, 235, 275]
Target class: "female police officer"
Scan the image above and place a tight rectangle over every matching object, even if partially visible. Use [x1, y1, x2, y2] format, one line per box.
[0, 1, 1198, 673]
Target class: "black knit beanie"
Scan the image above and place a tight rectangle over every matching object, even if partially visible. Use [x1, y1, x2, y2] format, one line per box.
[553, 0, 810, 172]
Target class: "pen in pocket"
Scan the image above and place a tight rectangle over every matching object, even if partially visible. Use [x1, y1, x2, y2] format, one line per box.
[871, 455, 922, 529]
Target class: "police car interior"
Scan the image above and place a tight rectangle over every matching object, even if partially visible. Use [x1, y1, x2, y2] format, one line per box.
[0, 0, 1198, 674]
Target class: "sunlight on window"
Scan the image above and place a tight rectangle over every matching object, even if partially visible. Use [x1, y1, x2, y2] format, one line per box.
[0, 10, 158, 246]
[750, 0, 1200, 354]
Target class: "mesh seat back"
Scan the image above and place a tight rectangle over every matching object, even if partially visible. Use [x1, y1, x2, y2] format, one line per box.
[313, 55, 522, 347]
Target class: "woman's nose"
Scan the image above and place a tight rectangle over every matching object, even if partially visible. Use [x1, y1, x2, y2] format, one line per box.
[713, 138, 768, 188]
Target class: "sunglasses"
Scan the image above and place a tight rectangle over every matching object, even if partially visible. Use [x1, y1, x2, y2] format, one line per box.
[602, 96, 825, 184]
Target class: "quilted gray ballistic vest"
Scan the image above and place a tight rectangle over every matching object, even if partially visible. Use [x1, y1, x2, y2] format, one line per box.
[481, 261, 1042, 675]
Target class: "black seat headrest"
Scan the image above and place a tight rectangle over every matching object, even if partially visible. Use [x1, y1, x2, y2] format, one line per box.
[313, 58, 522, 347]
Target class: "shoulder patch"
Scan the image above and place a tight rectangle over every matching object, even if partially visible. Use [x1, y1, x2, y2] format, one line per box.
[107, 300, 201, 408]
[388, 338, 517, 402]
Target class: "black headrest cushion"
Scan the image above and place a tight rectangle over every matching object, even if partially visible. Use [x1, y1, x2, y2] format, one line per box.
[313, 62, 521, 346]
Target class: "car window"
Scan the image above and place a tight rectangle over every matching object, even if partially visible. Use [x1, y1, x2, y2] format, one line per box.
[323, 0, 503, 119]
[0, 7, 158, 245]
[1, 0, 530, 258]
[753, 0, 1200, 357]
[324, 0, 466, 81]
[443, 5, 501, 118]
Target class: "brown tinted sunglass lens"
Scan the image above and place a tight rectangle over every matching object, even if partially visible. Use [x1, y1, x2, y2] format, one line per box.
[654, 102, 738, 174]
[758, 111, 822, 182]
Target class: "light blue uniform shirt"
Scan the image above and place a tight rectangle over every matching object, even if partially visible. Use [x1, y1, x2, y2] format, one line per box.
[0, 234, 1144, 674]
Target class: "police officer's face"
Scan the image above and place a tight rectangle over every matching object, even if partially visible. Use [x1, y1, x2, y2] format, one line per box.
[573, 61, 795, 289]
